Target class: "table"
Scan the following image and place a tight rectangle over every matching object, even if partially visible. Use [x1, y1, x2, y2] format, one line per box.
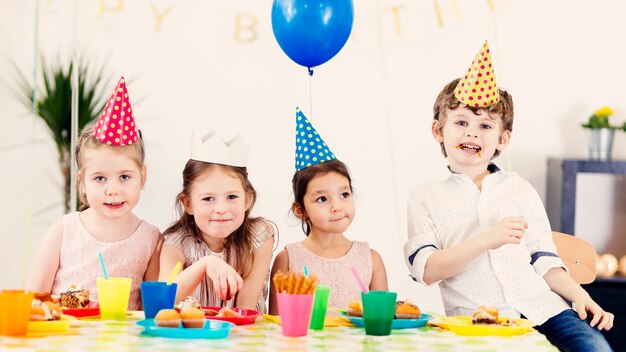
[0, 312, 558, 351]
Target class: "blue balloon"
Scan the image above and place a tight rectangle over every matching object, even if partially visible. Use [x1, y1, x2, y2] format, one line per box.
[271, 0, 354, 70]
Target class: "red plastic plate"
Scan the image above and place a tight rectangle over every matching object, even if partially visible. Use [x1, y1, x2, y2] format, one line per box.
[62, 306, 100, 318]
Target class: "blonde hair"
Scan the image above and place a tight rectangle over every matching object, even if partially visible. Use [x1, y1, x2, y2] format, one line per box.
[432, 78, 514, 158]
[75, 124, 145, 210]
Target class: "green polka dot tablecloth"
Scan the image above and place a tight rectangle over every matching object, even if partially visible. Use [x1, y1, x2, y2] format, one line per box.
[0, 312, 557, 351]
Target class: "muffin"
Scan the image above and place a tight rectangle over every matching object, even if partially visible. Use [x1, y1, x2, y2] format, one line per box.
[181, 307, 206, 328]
[394, 300, 421, 319]
[154, 309, 181, 328]
[471, 305, 498, 325]
[347, 301, 363, 317]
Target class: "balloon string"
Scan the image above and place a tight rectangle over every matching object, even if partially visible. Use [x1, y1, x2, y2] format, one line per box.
[308, 69, 313, 120]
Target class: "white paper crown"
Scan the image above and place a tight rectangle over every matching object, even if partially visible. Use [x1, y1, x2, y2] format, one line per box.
[190, 130, 249, 167]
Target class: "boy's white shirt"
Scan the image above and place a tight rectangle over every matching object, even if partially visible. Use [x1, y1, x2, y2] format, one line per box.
[404, 165, 570, 325]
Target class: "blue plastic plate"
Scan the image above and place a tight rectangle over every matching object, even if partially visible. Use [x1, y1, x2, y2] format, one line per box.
[340, 312, 433, 329]
[136, 319, 235, 339]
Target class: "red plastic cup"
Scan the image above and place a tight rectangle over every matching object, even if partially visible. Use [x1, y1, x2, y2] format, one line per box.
[276, 292, 314, 337]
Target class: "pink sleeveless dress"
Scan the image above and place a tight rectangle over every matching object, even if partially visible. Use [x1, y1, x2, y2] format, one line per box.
[51, 212, 160, 310]
[285, 241, 373, 310]
[163, 218, 276, 313]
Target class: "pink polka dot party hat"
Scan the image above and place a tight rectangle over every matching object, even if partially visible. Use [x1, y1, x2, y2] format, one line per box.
[295, 107, 336, 171]
[454, 41, 500, 108]
[93, 76, 139, 146]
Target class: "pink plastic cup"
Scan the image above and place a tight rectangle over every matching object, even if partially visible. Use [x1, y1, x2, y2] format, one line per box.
[276, 292, 314, 337]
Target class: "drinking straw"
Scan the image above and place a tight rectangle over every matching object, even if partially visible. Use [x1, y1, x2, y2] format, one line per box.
[98, 252, 109, 280]
[167, 261, 183, 285]
[303, 265, 309, 278]
[351, 266, 368, 293]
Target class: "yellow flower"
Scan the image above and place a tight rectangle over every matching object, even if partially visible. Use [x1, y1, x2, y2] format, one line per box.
[594, 106, 613, 117]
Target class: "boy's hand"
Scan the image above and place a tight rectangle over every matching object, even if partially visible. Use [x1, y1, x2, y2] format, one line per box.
[204, 256, 244, 301]
[481, 216, 528, 250]
[573, 293, 614, 331]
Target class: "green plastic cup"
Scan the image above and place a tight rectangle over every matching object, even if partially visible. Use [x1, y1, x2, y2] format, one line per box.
[309, 285, 330, 330]
[97, 277, 132, 320]
[361, 290, 397, 336]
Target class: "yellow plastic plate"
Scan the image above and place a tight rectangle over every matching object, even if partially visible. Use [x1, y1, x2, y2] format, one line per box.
[431, 316, 534, 336]
[28, 315, 76, 332]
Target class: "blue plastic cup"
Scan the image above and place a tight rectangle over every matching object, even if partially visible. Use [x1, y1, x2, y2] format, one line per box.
[140, 282, 178, 319]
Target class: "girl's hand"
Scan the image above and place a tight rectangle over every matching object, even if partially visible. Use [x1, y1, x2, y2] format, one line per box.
[480, 216, 528, 250]
[204, 256, 243, 301]
[573, 293, 614, 331]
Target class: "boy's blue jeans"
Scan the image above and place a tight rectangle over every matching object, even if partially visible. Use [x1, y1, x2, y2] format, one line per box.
[536, 309, 613, 352]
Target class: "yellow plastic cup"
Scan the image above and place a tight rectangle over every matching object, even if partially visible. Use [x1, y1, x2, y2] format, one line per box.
[0, 290, 33, 336]
[96, 277, 132, 320]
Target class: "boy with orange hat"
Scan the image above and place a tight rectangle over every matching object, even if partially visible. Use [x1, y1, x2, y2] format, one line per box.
[404, 42, 613, 351]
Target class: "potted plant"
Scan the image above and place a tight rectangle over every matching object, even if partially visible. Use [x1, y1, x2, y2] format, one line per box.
[14, 57, 111, 212]
[581, 106, 619, 160]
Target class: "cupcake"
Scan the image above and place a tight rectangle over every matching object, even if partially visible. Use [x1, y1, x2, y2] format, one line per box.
[394, 300, 421, 319]
[180, 307, 206, 328]
[347, 301, 363, 317]
[154, 309, 181, 328]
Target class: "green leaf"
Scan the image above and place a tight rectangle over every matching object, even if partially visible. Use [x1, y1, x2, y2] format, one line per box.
[11, 55, 113, 211]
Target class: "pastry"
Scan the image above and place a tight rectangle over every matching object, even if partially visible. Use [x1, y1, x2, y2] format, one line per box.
[347, 301, 363, 317]
[33, 292, 56, 303]
[394, 300, 421, 319]
[472, 305, 498, 325]
[217, 307, 242, 318]
[59, 285, 90, 308]
[177, 296, 201, 311]
[30, 299, 62, 321]
[180, 307, 206, 328]
[154, 309, 181, 328]
[202, 308, 219, 317]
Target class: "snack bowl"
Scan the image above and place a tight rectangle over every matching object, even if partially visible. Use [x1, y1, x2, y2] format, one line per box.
[28, 315, 76, 332]
[430, 316, 534, 336]
[340, 312, 433, 329]
[136, 319, 235, 339]
[62, 305, 100, 318]
[203, 306, 261, 325]
[174, 306, 261, 325]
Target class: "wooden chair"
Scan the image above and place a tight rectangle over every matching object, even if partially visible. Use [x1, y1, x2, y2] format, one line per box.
[552, 231, 596, 284]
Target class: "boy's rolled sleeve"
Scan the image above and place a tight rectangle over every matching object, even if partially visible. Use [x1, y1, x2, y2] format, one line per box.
[404, 233, 438, 285]
[530, 250, 568, 277]
[521, 182, 568, 277]
[404, 189, 440, 285]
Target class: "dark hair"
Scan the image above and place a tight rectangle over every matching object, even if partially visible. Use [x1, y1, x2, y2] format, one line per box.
[162, 160, 258, 275]
[291, 159, 353, 235]
[432, 78, 514, 158]
[75, 124, 145, 211]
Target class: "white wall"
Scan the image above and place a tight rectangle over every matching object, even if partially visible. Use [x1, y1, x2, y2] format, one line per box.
[1, 0, 626, 314]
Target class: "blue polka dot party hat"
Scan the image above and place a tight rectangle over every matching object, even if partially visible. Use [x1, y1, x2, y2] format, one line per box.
[295, 107, 336, 171]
